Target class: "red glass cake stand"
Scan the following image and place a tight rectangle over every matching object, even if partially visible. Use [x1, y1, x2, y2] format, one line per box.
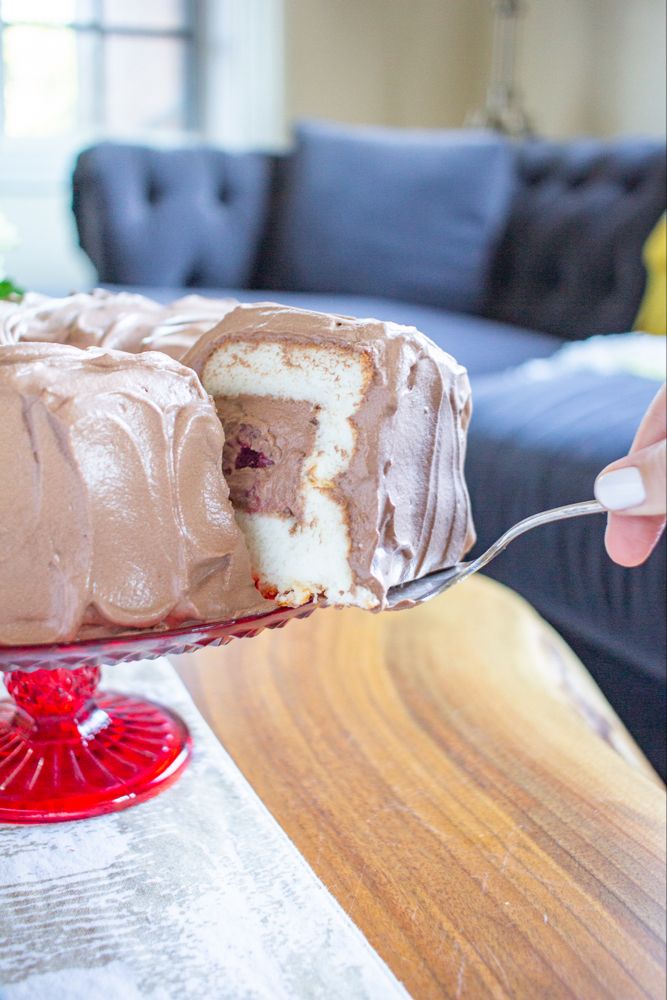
[0, 605, 313, 825]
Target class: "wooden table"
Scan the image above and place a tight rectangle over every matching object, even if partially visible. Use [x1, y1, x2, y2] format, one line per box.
[173, 575, 666, 1000]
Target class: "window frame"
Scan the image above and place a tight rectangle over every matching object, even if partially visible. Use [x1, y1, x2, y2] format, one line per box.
[0, 0, 201, 139]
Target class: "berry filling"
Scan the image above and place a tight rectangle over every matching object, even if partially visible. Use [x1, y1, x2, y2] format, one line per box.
[235, 445, 274, 470]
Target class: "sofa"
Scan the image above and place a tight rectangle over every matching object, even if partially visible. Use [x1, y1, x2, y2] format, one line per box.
[72, 121, 667, 775]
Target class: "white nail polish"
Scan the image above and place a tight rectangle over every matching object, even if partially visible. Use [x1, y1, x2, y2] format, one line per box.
[595, 467, 646, 511]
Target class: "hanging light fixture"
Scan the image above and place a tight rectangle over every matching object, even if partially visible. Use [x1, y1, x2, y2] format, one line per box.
[466, 0, 534, 137]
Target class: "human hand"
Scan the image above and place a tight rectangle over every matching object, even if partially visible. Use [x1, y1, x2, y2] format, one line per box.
[594, 383, 666, 566]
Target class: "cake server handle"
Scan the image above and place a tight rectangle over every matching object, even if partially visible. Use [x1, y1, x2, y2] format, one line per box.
[386, 499, 606, 609]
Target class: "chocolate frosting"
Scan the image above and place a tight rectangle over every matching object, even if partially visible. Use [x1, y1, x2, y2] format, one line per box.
[0, 290, 237, 359]
[185, 303, 475, 608]
[0, 342, 267, 645]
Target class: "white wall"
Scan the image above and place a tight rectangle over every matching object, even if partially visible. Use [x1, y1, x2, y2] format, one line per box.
[517, 0, 593, 137]
[519, 0, 667, 138]
[284, 0, 490, 130]
[583, 0, 667, 137]
[285, 0, 667, 138]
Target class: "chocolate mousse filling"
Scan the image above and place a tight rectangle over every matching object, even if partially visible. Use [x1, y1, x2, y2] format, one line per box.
[216, 395, 319, 520]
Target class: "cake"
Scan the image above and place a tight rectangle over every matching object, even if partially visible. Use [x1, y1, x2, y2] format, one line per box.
[0, 342, 267, 645]
[184, 303, 475, 610]
[0, 289, 236, 359]
[0, 293, 475, 644]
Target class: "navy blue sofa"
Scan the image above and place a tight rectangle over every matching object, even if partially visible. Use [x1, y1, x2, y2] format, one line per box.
[72, 121, 667, 775]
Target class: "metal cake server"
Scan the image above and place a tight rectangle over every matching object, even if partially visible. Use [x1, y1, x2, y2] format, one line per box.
[386, 499, 606, 609]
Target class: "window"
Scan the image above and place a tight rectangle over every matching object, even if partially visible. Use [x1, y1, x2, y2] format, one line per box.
[0, 0, 198, 139]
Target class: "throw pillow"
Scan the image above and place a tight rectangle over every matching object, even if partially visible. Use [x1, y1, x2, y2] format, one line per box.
[261, 121, 516, 316]
[635, 213, 666, 335]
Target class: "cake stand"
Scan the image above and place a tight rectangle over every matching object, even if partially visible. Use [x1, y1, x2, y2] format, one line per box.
[0, 605, 314, 825]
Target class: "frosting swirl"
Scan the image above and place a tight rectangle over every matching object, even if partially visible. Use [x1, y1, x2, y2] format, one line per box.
[0, 289, 236, 359]
[0, 342, 266, 645]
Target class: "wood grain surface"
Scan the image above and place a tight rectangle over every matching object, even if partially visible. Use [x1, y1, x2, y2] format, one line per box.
[174, 575, 666, 1000]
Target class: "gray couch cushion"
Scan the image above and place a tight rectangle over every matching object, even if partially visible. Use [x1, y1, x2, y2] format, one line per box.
[259, 121, 516, 315]
[484, 138, 667, 339]
[73, 143, 274, 288]
[109, 285, 561, 378]
[466, 367, 666, 681]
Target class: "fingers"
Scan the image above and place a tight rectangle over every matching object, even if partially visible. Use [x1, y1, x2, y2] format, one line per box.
[595, 382, 666, 567]
[604, 512, 666, 567]
[629, 383, 666, 452]
[595, 439, 667, 517]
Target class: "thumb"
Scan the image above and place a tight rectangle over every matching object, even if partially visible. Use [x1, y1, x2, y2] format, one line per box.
[595, 439, 667, 516]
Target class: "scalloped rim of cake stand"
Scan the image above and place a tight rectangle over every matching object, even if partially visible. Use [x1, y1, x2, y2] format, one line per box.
[0, 603, 317, 674]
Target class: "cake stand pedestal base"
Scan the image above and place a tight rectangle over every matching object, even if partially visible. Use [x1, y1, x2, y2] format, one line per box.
[0, 666, 191, 824]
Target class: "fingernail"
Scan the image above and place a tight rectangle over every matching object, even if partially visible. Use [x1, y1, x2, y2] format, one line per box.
[595, 467, 646, 511]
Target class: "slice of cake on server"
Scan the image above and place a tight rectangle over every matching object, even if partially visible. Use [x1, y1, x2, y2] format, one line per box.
[185, 303, 475, 610]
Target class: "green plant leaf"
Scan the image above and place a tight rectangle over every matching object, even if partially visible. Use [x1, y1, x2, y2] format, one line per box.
[0, 278, 24, 300]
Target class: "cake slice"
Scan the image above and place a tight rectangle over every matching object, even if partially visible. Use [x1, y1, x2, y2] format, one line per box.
[184, 303, 475, 609]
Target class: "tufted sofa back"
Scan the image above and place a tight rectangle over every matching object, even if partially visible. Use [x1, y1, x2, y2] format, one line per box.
[73, 130, 666, 339]
[483, 138, 666, 338]
[72, 142, 274, 288]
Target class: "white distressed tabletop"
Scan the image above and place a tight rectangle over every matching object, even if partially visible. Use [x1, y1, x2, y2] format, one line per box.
[0, 659, 408, 1000]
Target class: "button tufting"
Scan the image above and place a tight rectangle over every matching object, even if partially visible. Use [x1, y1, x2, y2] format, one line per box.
[146, 180, 163, 205]
[523, 168, 548, 187]
[541, 269, 561, 292]
[622, 174, 643, 193]
[185, 268, 203, 287]
[599, 270, 617, 296]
